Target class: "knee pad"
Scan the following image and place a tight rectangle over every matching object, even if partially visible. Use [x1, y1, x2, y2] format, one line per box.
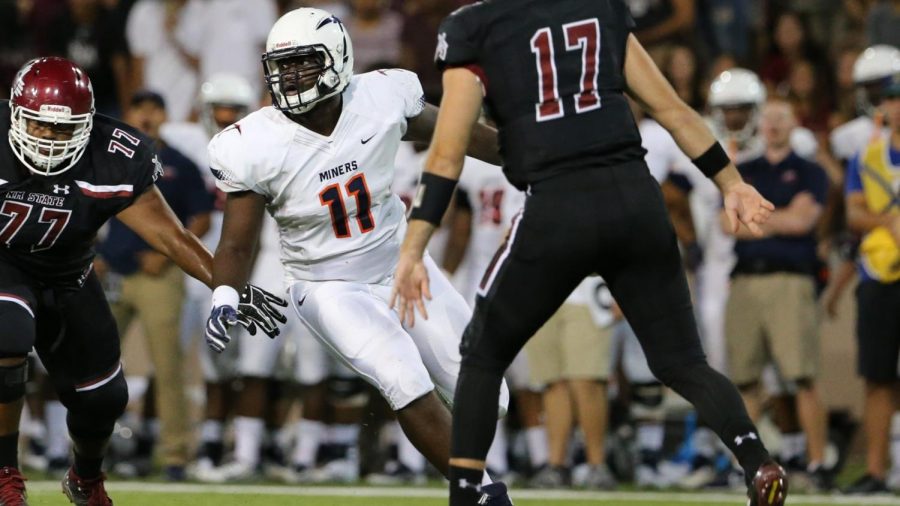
[0, 360, 29, 403]
[65, 367, 129, 436]
[327, 376, 368, 408]
[631, 381, 665, 421]
[0, 298, 35, 358]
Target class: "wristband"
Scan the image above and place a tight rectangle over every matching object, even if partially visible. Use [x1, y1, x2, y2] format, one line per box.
[408, 172, 458, 226]
[211, 285, 240, 309]
[692, 142, 731, 179]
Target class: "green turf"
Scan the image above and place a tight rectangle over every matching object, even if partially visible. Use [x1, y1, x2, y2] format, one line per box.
[25, 491, 888, 506]
[23, 494, 740, 506]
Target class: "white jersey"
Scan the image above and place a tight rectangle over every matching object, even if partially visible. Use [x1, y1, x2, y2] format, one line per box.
[392, 141, 450, 265]
[454, 161, 525, 305]
[209, 70, 426, 285]
[830, 116, 888, 161]
[639, 118, 689, 183]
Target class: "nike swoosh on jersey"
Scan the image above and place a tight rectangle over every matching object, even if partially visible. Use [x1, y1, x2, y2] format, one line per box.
[361, 134, 376, 144]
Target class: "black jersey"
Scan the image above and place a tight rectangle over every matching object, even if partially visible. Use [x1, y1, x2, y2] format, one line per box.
[0, 101, 159, 289]
[436, 0, 646, 188]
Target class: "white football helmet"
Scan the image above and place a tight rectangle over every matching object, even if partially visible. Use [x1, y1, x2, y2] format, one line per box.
[262, 8, 353, 115]
[852, 45, 900, 116]
[707, 68, 767, 143]
[198, 73, 256, 138]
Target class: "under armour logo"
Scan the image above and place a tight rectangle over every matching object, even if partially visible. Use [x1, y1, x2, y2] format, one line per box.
[457, 479, 482, 493]
[53, 184, 70, 195]
[734, 432, 758, 446]
[435, 32, 449, 62]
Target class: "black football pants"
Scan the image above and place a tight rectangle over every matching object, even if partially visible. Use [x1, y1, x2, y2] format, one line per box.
[451, 161, 769, 479]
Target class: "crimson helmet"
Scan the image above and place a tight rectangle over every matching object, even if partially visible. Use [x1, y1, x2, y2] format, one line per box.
[8, 57, 95, 176]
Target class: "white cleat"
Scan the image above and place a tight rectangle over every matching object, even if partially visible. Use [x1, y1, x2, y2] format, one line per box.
[192, 460, 257, 483]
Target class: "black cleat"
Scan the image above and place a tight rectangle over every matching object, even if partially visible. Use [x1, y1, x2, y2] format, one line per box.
[478, 482, 514, 505]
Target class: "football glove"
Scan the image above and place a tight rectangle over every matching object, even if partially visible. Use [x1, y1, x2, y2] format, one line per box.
[237, 283, 288, 339]
[206, 304, 240, 353]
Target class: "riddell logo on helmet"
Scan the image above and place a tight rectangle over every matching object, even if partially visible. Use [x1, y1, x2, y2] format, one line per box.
[39, 105, 72, 114]
[275, 41, 295, 49]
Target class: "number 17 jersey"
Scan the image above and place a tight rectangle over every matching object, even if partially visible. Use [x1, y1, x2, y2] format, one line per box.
[436, 0, 645, 189]
[208, 70, 425, 285]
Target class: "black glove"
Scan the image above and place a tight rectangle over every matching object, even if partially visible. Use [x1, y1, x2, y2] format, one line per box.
[236, 284, 288, 338]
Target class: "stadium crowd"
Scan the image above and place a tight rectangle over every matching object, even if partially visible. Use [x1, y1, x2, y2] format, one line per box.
[2, 0, 900, 497]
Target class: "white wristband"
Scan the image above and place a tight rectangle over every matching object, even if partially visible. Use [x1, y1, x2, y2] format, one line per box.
[211, 285, 240, 309]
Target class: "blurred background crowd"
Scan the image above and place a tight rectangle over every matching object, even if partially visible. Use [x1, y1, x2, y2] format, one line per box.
[3, 0, 900, 498]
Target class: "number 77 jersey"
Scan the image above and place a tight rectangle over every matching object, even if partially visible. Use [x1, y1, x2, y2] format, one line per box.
[208, 70, 425, 285]
[436, 0, 646, 189]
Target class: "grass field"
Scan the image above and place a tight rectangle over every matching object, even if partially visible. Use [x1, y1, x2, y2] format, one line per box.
[22, 482, 900, 506]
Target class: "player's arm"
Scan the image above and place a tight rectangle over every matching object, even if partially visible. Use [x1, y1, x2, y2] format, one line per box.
[116, 186, 213, 286]
[213, 191, 266, 293]
[391, 67, 485, 325]
[622, 34, 774, 235]
[405, 102, 502, 166]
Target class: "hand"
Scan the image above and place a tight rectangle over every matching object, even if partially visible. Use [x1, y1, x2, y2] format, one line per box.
[823, 289, 840, 319]
[205, 305, 239, 353]
[236, 284, 288, 338]
[390, 252, 432, 327]
[722, 182, 775, 237]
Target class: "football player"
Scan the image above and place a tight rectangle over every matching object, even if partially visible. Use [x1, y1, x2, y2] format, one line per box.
[391, 1, 786, 505]
[0, 57, 284, 506]
[205, 8, 512, 503]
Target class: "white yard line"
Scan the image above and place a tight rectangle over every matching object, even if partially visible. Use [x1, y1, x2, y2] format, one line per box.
[25, 482, 900, 504]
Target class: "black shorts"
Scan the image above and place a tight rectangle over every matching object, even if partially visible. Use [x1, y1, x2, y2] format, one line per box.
[856, 279, 900, 382]
[462, 161, 705, 373]
[0, 259, 121, 393]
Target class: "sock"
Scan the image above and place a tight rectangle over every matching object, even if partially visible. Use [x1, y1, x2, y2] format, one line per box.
[485, 421, 508, 475]
[397, 430, 426, 473]
[637, 422, 664, 466]
[779, 432, 805, 464]
[200, 420, 223, 443]
[292, 419, 325, 468]
[0, 432, 18, 468]
[891, 413, 900, 471]
[45, 401, 70, 461]
[481, 469, 493, 486]
[233, 417, 264, 467]
[449, 465, 486, 506]
[73, 449, 103, 479]
[525, 426, 548, 469]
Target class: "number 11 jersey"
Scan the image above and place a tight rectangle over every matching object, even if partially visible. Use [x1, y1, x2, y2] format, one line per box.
[208, 69, 425, 285]
[436, 0, 646, 189]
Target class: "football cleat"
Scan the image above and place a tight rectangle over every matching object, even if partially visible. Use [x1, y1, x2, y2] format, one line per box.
[478, 481, 514, 505]
[0, 467, 27, 506]
[747, 460, 787, 506]
[61, 469, 111, 506]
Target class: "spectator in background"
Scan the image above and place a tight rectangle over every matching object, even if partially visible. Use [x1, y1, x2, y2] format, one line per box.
[784, 59, 832, 139]
[842, 76, 900, 495]
[344, 0, 403, 73]
[722, 99, 832, 491]
[400, 0, 457, 102]
[866, 0, 900, 48]
[126, 0, 198, 122]
[625, 0, 696, 47]
[525, 281, 616, 491]
[97, 91, 214, 482]
[0, 0, 40, 99]
[831, 45, 863, 127]
[760, 11, 825, 95]
[278, 0, 348, 18]
[662, 44, 705, 110]
[700, 0, 750, 60]
[47, 0, 131, 117]
[176, 0, 277, 100]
